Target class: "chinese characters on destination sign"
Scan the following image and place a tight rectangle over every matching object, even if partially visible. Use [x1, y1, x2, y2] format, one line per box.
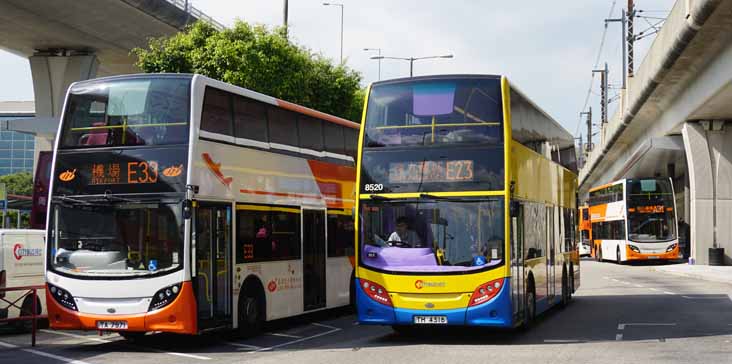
[388, 160, 474, 184]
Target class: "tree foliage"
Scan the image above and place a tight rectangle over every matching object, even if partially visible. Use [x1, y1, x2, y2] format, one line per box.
[133, 21, 364, 121]
[0, 171, 32, 196]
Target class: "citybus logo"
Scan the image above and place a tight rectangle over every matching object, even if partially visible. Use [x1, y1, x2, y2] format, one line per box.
[13, 244, 42, 261]
[415, 280, 446, 289]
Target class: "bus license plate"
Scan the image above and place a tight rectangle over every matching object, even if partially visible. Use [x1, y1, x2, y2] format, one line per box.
[97, 321, 128, 330]
[413, 316, 448, 325]
[648, 256, 659, 259]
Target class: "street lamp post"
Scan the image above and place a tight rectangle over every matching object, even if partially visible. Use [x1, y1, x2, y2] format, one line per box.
[363, 48, 382, 80]
[323, 3, 344, 64]
[370, 54, 453, 77]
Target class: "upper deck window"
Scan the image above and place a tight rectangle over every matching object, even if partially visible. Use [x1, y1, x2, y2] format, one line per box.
[60, 77, 190, 148]
[364, 78, 503, 147]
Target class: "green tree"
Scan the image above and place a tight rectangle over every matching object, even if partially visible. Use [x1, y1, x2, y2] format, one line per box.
[0, 171, 32, 196]
[133, 21, 364, 121]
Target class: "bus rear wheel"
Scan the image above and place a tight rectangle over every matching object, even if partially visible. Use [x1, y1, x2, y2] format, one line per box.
[238, 290, 264, 338]
[523, 279, 536, 329]
[616, 248, 622, 265]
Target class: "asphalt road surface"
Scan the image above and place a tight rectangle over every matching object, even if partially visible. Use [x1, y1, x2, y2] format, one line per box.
[2, 259, 732, 364]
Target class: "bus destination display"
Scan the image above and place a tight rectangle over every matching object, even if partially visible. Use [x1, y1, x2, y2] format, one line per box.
[388, 160, 474, 184]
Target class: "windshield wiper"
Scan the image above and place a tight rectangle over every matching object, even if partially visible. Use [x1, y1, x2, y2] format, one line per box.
[101, 192, 142, 203]
[419, 193, 450, 200]
[53, 195, 96, 206]
[369, 194, 392, 201]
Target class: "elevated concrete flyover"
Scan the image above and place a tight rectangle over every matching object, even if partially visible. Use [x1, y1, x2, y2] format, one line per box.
[0, 0, 222, 140]
[580, 0, 732, 265]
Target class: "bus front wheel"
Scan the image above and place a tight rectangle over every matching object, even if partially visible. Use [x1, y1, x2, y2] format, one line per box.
[616, 248, 622, 265]
[119, 332, 146, 342]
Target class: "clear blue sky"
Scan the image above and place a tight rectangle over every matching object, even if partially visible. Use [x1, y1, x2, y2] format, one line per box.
[0, 0, 675, 144]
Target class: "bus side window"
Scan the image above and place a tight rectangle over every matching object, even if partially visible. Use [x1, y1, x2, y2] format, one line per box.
[234, 96, 269, 143]
[344, 128, 358, 160]
[324, 123, 345, 156]
[298, 115, 324, 152]
[201, 87, 233, 136]
[327, 211, 354, 257]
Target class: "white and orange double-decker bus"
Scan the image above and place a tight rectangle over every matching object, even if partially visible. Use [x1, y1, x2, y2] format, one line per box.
[579, 206, 591, 257]
[45, 74, 359, 339]
[589, 178, 679, 263]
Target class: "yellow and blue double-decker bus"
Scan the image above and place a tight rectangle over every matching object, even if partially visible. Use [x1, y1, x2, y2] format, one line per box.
[354, 75, 579, 329]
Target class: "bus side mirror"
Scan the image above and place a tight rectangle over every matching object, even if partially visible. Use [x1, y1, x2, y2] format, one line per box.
[182, 200, 193, 220]
[510, 201, 519, 218]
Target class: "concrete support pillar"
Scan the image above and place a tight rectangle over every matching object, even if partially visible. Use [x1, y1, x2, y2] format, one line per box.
[682, 122, 732, 265]
[29, 54, 98, 119]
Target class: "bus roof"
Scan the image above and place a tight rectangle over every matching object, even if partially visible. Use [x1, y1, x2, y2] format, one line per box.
[368, 74, 576, 164]
[69, 73, 360, 130]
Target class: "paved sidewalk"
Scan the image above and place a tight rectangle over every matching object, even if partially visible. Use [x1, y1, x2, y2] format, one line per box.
[653, 263, 732, 285]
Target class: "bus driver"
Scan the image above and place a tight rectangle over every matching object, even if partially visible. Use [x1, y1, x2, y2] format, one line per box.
[388, 216, 423, 247]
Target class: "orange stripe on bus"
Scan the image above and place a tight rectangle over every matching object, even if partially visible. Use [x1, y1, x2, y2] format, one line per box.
[276, 100, 360, 129]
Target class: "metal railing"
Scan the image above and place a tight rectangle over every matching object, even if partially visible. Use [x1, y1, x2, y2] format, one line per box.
[165, 0, 225, 30]
[0, 285, 47, 346]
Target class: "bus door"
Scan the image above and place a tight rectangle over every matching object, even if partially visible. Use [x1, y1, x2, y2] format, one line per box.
[511, 203, 525, 323]
[302, 208, 326, 311]
[546, 206, 556, 300]
[193, 202, 233, 330]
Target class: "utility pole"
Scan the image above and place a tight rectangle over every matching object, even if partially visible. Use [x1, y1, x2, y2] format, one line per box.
[593, 64, 608, 126]
[627, 0, 635, 77]
[581, 108, 593, 152]
[605, 11, 627, 89]
[283, 0, 289, 39]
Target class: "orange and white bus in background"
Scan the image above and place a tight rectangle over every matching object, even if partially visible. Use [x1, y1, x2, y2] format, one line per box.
[588, 178, 679, 264]
[578, 206, 591, 257]
[45, 74, 358, 339]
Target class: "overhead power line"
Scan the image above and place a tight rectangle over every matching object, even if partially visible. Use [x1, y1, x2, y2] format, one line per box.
[575, 0, 618, 137]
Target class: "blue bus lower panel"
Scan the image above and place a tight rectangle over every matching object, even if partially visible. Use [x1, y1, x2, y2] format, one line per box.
[356, 278, 513, 328]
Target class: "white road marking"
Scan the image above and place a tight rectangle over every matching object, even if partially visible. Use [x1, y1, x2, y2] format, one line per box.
[311, 322, 340, 330]
[663, 291, 676, 295]
[352, 321, 360, 326]
[42, 329, 211, 361]
[0, 340, 93, 364]
[619, 323, 676, 327]
[615, 323, 676, 342]
[649, 288, 660, 292]
[266, 332, 302, 339]
[633, 284, 644, 288]
[224, 342, 262, 350]
[41, 329, 110, 343]
[611, 279, 620, 282]
[253, 326, 342, 352]
[681, 296, 728, 300]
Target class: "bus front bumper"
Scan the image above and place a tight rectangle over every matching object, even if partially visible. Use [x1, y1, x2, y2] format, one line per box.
[46, 281, 197, 334]
[355, 278, 513, 327]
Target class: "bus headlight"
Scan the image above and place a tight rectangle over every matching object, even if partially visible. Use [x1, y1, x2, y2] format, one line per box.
[628, 245, 640, 253]
[666, 243, 678, 252]
[48, 283, 78, 311]
[148, 283, 182, 312]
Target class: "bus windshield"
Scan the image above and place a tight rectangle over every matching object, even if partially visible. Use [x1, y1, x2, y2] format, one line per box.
[364, 77, 503, 148]
[360, 198, 504, 273]
[49, 201, 184, 277]
[627, 179, 676, 242]
[60, 77, 190, 148]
